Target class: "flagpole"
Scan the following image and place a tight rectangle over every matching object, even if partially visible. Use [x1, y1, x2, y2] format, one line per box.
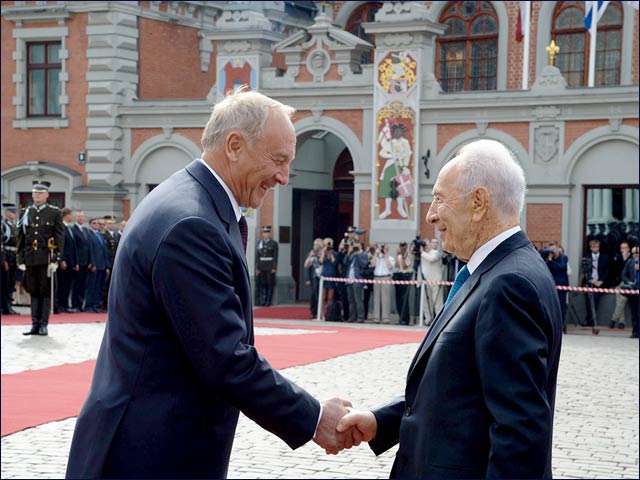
[588, 0, 598, 87]
[521, 1, 531, 90]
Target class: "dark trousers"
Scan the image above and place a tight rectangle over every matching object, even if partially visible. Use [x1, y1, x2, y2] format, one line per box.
[72, 265, 89, 309]
[346, 282, 364, 321]
[24, 265, 52, 326]
[257, 271, 275, 306]
[87, 269, 106, 309]
[309, 275, 319, 317]
[1, 263, 16, 312]
[628, 294, 639, 336]
[395, 282, 411, 325]
[583, 290, 602, 326]
[557, 290, 567, 328]
[363, 285, 372, 320]
[57, 265, 74, 310]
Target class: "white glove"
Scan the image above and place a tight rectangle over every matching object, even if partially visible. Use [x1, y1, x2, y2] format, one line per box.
[47, 263, 58, 275]
[18, 264, 26, 271]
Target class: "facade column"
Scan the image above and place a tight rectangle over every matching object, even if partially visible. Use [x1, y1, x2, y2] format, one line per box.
[593, 188, 603, 221]
[602, 188, 612, 223]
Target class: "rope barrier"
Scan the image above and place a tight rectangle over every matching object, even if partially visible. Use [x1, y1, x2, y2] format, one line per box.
[319, 276, 639, 295]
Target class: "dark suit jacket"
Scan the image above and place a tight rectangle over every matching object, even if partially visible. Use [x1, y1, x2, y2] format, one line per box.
[370, 231, 563, 479]
[66, 160, 320, 479]
[72, 224, 90, 265]
[61, 225, 77, 267]
[86, 229, 110, 271]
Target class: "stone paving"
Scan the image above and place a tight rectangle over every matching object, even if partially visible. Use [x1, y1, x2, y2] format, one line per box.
[1, 319, 638, 479]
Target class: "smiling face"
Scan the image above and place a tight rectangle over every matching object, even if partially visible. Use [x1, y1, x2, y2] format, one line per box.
[230, 111, 296, 209]
[426, 163, 477, 261]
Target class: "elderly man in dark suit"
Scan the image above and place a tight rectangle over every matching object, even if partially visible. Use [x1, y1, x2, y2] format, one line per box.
[337, 139, 563, 479]
[66, 88, 356, 479]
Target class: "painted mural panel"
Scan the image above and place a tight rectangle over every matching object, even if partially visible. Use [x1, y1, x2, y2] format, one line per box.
[218, 57, 257, 95]
[376, 101, 415, 220]
[377, 51, 417, 94]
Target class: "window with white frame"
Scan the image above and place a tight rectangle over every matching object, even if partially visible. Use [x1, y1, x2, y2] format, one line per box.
[27, 41, 62, 117]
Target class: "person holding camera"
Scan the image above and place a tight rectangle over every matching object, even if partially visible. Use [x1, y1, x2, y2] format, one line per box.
[370, 244, 395, 323]
[580, 239, 611, 327]
[304, 238, 324, 319]
[420, 238, 444, 325]
[319, 238, 339, 320]
[394, 242, 413, 325]
[543, 242, 569, 333]
[343, 240, 369, 323]
[610, 241, 632, 329]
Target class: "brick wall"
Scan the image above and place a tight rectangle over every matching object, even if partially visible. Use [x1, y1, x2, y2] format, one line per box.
[564, 120, 608, 150]
[527, 203, 563, 248]
[138, 18, 216, 100]
[1, 14, 89, 184]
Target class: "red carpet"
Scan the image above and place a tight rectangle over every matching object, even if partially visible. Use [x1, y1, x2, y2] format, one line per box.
[253, 305, 310, 320]
[1, 323, 424, 436]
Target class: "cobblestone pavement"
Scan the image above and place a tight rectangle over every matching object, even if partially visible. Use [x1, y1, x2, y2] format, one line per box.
[1, 319, 638, 479]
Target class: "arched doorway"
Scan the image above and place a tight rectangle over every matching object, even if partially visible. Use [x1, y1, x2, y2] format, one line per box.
[290, 131, 354, 302]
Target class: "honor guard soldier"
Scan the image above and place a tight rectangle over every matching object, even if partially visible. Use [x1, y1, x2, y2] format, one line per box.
[101, 215, 119, 308]
[16, 180, 64, 336]
[255, 225, 278, 306]
[2, 203, 19, 314]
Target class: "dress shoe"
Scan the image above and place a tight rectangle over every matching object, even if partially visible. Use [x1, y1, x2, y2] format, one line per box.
[38, 325, 48, 336]
[618, 323, 625, 329]
[66, 308, 79, 313]
[23, 325, 39, 336]
[609, 321, 616, 328]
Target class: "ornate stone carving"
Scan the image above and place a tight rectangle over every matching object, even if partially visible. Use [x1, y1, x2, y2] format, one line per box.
[532, 65, 567, 91]
[377, 2, 429, 22]
[382, 34, 413, 47]
[532, 106, 560, 120]
[476, 122, 488, 136]
[311, 109, 323, 122]
[609, 118, 622, 132]
[222, 41, 252, 53]
[534, 125, 559, 164]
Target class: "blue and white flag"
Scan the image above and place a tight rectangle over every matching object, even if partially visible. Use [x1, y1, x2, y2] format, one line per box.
[584, 0, 610, 32]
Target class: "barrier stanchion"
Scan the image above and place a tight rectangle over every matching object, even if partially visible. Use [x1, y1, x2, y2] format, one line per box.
[419, 280, 426, 327]
[316, 276, 324, 321]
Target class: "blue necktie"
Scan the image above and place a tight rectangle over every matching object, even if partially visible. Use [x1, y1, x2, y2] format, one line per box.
[445, 265, 470, 306]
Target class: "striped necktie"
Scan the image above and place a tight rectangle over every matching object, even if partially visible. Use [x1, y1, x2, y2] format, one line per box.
[445, 265, 470, 306]
[238, 216, 248, 253]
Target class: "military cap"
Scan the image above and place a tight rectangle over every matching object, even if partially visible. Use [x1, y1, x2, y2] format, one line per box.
[2, 203, 18, 213]
[588, 224, 596, 228]
[399, 241, 408, 247]
[598, 223, 606, 229]
[103, 215, 116, 224]
[262, 225, 272, 233]
[32, 180, 51, 192]
[346, 226, 355, 233]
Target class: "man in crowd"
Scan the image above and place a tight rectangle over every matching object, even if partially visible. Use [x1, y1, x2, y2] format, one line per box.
[17, 180, 64, 336]
[71, 211, 90, 312]
[2, 203, 19, 314]
[56, 208, 78, 313]
[101, 215, 120, 308]
[85, 217, 110, 313]
[610, 240, 632, 329]
[255, 225, 278, 306]
[337, 139, 563, 479]
[343, 240, 368, 323]
[66, 88, 356, 478]
[580, 239, 610, 326]
[420, 238, 444, 325]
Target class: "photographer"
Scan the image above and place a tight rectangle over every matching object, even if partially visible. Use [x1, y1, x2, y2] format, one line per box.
[610, 241, 632, 329]
[420, 238, 444, 325]
[543, 242, 569, 332]
[319, 238, 339, 320]
[304, 238, 324, 319]
[343, 240, 369, 322]
[580, 239, 611, 327]
[370, 243, 395, 323]
[394, 242, 414, 325]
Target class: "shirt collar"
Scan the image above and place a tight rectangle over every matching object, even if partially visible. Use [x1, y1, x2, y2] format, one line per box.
[198, 158, 241, 222]
[466, 226, 522, 275]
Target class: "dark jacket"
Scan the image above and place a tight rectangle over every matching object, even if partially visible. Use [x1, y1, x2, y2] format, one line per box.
[343, 250, 369, 279]
[61, 225, 77, 268]
[547, 253, 569, 287]
[370, 231, 563, 479]
[16, 204, 64, 266]
[72, 224, 90, 266]
[86, 229, 110, 271]
[66, 160, 320, 479]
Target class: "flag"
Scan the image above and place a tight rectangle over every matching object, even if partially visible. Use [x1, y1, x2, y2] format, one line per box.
[378, 118, 391, 146]
[584, 0, 610, 33]
[516, 1, 527, 42]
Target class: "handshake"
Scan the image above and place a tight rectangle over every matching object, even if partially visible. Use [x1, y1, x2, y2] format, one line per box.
[313, 397, 377, 455]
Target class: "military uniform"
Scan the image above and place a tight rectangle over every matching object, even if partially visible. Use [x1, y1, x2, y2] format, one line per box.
[16, 181, 64, 336]
[255, 225, 278, 306]
[2, 204, 19, 314]
[101, 216, 120, 308]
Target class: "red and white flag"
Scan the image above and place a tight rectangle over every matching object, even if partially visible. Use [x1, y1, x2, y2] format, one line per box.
[516, 1, 528, 42]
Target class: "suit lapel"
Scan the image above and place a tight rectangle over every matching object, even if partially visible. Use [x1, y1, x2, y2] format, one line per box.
[185, 160, 249, 277]
[407, 231, 532, 380]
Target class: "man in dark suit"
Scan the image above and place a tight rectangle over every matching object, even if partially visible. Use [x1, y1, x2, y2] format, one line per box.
[66, 88, 356, 479]
[337, 139, 563, 479]
[71, 210, 90, 311]
[84, 217, 111, 313]
[580, 239, 610, 326]
[56, 208, 78, 313]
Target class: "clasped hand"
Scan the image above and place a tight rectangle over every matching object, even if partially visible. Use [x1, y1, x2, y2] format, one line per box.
[313, 398, 377, 455]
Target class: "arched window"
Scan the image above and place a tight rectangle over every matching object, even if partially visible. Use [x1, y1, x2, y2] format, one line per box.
[436, 1, 498, 93]
[552, 1, 622, 87]
[345, 2, 382, 64]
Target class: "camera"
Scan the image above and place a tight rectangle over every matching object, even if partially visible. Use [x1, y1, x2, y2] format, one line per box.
[539, 247, 554, 260]
[412, 236, 426, 256]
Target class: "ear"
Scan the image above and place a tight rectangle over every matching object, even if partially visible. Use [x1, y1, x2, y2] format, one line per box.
[225, 131, 244, 163]
[470, 187, 489, 221]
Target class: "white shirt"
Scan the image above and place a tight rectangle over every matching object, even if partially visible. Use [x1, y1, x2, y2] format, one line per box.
[198, 158, 241, 222]
[466, 226, 522, 275]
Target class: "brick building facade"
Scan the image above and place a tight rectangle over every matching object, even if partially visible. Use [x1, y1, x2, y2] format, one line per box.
[2, 1, 639, 304]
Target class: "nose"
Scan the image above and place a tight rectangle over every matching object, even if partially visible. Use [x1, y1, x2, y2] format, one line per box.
[275, 163, 290, 186]
[426, 202, 438, 224]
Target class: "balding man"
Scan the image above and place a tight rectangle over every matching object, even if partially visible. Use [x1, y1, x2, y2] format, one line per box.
[338, 139, 563, 479]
